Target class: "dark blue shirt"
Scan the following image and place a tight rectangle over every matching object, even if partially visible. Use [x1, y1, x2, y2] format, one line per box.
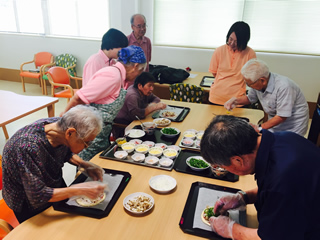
[255, 130, 320, 239]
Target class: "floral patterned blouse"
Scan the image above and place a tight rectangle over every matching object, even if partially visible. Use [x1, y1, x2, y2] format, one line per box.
[2, 118, 72, 212]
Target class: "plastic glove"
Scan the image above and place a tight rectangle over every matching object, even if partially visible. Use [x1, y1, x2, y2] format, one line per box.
[210, 215, 235, 240]
[78, 162, 104, 181]
[224, 97, 237, 111]
[70, 181, 107, 199]
[214, 193, 246, 216]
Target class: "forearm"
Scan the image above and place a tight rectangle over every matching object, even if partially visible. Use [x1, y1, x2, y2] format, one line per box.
[235, 96, 251, 106]
[233, 224, 260, 240]
[49, 187, 80, 202]
[245, 188, 258, 204]
[145, 102, 165, 116]
[261, 115, 287, 129]
[60, 94, 85, 116]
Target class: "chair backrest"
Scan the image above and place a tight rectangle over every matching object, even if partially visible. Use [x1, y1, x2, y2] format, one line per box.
[308, 93, 320, 146]
[55, 53, 77, 76]
[34, 52, 54, 68]
[47, 66, 71, 85]
[169, 83, 204, 103]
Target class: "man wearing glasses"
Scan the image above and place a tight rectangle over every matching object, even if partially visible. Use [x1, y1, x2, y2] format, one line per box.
[128, 14, 152, 72]
[224, 58, 309, 136]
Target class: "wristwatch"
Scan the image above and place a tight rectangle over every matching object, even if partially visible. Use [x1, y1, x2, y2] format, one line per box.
[237, 190, 249, 204]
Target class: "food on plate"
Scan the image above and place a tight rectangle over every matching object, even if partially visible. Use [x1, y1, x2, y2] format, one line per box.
[121, 143, 135, 153]
[163, 149, 178, 159]
[149, 147, 163, 156]
[154, 118, 171, 126]
[161, 111, 176, 118]
[162, 128, 178, 135]
[116, 138, 127, 147]
[201, 206, 218, 226]
[126, 195, 153, 213]
[135, 144, 149, 154]
[188, 158, 209, 168]
[183, 131, 196, 139]
[76, 192, 106, 207]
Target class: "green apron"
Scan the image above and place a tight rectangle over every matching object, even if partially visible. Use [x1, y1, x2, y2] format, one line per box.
[78, 88, 127, 161]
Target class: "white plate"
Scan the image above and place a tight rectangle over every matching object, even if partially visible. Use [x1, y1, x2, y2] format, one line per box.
[125, 129, 145, 138]
[153, 118, 171, 127]
[123, 192, 154, 215]
[186, 156, 210, 171]
[149, 175, 177, 193]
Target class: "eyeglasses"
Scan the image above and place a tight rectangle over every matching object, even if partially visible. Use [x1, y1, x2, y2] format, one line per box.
[133, 24, 147, 29]
[227, 36, 237, 45]
[245, 78, 261, 87]
[76, 132, 93, 148]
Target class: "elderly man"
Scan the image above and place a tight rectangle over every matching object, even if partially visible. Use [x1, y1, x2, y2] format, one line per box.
[127, 14, 152, 72]
[224, 58, 309, 136]
[200, 115, 320, 240]
[82, 28, 128, 86]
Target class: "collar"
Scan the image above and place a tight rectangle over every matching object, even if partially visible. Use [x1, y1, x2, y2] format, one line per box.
[264, 72, 275, 94]
[98, 49, 110, 64]
[130, 31, 147, 44]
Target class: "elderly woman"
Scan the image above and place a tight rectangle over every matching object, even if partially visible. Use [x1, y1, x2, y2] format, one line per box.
[61, 45, 146, 161]
[208, 21, 256, 105]
[2, 105, 106, 223]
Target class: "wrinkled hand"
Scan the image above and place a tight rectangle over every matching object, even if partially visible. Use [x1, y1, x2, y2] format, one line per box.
[70, 181, 107, 199]
[224, 97, 237, 111]
[214, 193, 246, 216]
[158, 102, 167, 110]
[210, 215, 235, 239]
[80, 162, 104, 181]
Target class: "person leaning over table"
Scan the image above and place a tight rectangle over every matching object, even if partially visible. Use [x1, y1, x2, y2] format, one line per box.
[2, 105, 107, 223]
[224, 58, 309, 136]
[208, 21, 256, 105]
[60, 45, 147, 161]
[200, 115, 320, 240]
[82, 28, 128, 87]
[128, 14, 152, 72]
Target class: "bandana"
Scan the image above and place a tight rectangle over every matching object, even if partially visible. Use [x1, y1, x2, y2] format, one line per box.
[118, 45, 146, 64]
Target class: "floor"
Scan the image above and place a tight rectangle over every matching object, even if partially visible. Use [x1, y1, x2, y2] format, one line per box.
[0, 80, 77, 199]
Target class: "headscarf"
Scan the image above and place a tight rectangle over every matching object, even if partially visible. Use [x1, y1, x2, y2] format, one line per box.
[118, 45, 146, 64]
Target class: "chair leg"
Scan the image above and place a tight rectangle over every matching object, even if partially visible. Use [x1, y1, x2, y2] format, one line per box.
[20, 76, 26, 92]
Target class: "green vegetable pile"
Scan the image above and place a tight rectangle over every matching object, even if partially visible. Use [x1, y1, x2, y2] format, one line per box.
[188, 158, 209, 168]
[204, 206, 218, 219]
[162, 128, 178, 135]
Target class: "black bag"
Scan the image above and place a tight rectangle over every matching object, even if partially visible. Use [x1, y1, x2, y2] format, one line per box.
[149, 64, 190, 84]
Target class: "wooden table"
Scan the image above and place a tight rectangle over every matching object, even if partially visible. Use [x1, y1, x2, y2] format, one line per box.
[153, 72, 212, 102]
[0, 90, 59, 139]
[5, 101, 264, 240]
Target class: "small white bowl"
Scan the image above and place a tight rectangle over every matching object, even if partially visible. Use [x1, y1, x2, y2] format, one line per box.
[145, 156, 159, 165]
[142, 141, 155, 148]
[114, 151, 128, 159]
[182, 137, 194, 147]
[148, 147, 163, 157]
[159, 158, 173, 167]
[163, 149, 178, 159]
[196, 131, 204, 140]
[155, 143, 167, 150]
[186, 156, 210, 171]
[195, 140, 201, 148]
[131, 153, 145, 162]
[183, 131, 196, 139]
[115, 137, 127, 147]
[121, 142, 135, 153]
[129, 139, 142, 145]
[135, 144, 150, 154]
[166, 145, 181, 152]
[141, 122, 157, 135]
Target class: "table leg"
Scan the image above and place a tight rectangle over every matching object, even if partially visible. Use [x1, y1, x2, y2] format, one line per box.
[2, 126, 9, 139]
[47, 104, 55, 117]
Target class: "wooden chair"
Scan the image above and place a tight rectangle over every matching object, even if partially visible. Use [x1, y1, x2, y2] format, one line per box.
[169, 83, 204, 103]
[46, 66, 80, 102]
[0, 156, 19, 239]
[19, 52, 54, 94]
[42, 53, 79, 95]
[308, 93, 320, 146]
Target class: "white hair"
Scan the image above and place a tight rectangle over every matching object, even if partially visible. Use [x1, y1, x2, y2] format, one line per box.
[241, 59, 270, 82]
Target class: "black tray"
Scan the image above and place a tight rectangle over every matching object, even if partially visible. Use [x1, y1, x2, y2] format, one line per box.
[173, 150, 239, 182]
[53, 168, 131, 218]
[200, 76, 215, 87]
[99, 125, 181, 171]
[179, 182, 246, 239]
[152, 105, 190, 122]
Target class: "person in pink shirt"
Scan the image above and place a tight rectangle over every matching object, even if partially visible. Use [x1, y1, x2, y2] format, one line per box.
[127, 14, 152, 72]
[208, 21, 256, 105]
[61, 45, 146, 161]
[82, 28, 128, 86]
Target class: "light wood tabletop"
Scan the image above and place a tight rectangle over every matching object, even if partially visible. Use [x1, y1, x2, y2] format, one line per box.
[0, 90, 59, 139]
[5, 101, 263, 240]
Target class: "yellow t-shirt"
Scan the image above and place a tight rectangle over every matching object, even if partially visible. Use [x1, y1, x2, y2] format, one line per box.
[208, 44, 256, 105]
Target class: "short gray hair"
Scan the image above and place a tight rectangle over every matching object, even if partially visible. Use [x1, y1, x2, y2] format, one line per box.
[57, 105, 103, 139]
[130, 14, 146, 25]
[241, 59, 270, 83]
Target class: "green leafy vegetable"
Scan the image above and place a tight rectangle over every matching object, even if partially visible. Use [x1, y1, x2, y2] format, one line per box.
[188, 158, 209, 168]
[204, 206, 218, 220]
[162, 128, 178, 135]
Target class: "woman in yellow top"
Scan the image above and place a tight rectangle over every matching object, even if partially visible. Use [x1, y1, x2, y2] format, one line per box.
[208, 21, 256, 105]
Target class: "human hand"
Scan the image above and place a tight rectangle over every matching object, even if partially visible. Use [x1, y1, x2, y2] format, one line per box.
[210, 215, 235, 239]
[79, 162, 104, 181]
[224, 97, 237, 111]
[70, 181, 107, 199]
[249, 122, 261, 133]
[158, 102, 167, 110]
[214, 193, 246, 216]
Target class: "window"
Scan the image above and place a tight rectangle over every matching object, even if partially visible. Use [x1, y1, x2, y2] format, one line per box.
[154, 0, 320, 55]
[0, 0, 110, 39]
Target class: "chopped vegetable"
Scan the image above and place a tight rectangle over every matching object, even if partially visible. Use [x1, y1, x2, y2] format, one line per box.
[188, 158, 209, 168]
[203, 206, 218, 220]
[162, 128, 178, 135]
